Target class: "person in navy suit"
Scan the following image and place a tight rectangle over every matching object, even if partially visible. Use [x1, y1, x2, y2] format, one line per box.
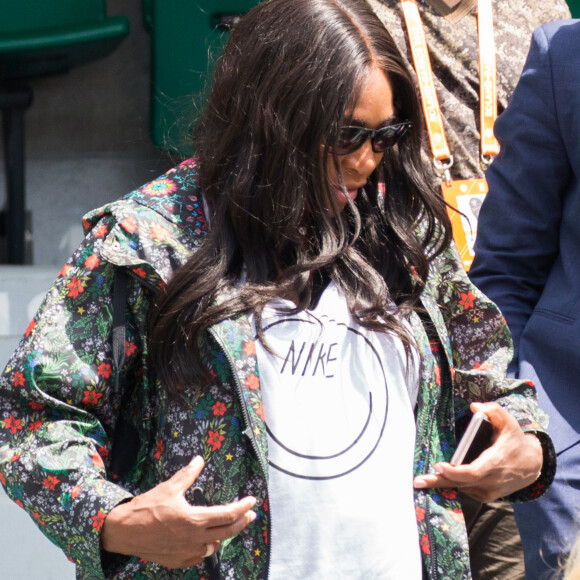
[470, 19, 580, 580]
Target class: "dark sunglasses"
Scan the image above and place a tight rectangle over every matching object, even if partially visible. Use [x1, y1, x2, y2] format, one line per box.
[334, 120, 412, 155]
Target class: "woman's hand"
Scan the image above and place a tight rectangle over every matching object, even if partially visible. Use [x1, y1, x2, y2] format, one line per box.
[101, 456, 257, 569]
[413, 402, 543, 503]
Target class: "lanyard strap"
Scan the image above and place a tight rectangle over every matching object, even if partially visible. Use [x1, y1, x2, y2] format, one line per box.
[477, 0, 499, 161]
[401, 0, 499, 174]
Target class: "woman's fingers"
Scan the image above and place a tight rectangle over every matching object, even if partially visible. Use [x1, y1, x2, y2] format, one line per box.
[201, 502, 257, 541]
[202, 541, 219, 558]
[165, 455, 205, 495]
[201, 496, 257, 529]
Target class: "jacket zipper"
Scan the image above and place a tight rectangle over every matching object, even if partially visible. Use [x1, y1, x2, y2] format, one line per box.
[208, 327, 272, 580]
[417, 310, 442, 580]
[423, 334, 455, 580]
[424, 400, 439, 580]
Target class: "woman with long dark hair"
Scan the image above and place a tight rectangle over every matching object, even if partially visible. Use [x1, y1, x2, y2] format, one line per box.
[0, 1, 553, 578]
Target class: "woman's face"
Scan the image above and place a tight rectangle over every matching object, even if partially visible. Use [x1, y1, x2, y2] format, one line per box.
[326, 66, 395, 213]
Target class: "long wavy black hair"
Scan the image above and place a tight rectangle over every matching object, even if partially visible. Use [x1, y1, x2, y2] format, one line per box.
[149, 0, 453, 392]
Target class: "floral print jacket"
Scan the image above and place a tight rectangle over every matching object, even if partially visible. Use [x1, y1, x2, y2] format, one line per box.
[0, 159, 555, 580]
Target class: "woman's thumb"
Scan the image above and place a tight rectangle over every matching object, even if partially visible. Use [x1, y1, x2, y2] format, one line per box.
[168, 455, 204, 493]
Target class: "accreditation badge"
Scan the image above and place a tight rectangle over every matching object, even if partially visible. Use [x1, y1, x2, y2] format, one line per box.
[441, 178, 488, 271]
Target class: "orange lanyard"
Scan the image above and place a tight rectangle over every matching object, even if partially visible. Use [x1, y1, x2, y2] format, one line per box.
[401, 0, 499, 178]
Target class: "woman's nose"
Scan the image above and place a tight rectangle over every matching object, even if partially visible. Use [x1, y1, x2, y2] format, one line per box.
[342, 140, 383, 176]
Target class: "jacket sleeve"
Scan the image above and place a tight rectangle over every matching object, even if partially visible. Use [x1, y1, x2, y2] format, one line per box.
[0, 218, 145, 576]
[429, 244, 556, 501]
[469, 25, 572, 371]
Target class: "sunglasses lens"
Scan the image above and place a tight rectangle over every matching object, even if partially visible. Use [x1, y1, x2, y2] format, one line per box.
[335, 127, 367, 155]
[372, 123, 409, 152]
[334, 122, 411, 155]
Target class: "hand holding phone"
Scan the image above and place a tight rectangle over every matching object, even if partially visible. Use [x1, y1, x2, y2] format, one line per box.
[451, 411, 493, 465]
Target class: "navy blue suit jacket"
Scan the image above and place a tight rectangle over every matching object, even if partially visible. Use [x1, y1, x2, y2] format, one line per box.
[470, 20, 580, 456]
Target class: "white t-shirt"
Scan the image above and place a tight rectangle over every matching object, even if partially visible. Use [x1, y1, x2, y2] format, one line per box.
[251, 282, 422, 579]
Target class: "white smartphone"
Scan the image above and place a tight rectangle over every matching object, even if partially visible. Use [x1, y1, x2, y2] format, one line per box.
[451, 411, 493, 465]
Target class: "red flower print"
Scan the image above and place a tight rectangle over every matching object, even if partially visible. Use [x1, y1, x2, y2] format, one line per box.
[13, 372, 25, 387]
[29, 401, 44, 410]
[212, 401, 227, 416]
[11, 454, 20, 462]
[121, 217, 138, 233]
[142, 178, 177, 197]
[25, 319, 36, 337]
[415, 506, 425, 521]
[91, 509, 106, 532]
[207, 430, 225, 451]
[93, 224, 108, 238]
[59, 264, 73, 278]
[153, 439, 164, 459]
[434, 365, 441, 386]
[29, 420, 43, 431]
[132, 267, 147, 279]
[92, 453, 104, 468]
[125, 342, 137, 356]
[459, 291, 476, 309]
[256, 402, 264, 422]
[243, 341, 257, 356]
[71, 486, 81, 499]
[32, 511, 46, 526]
[43, 475, 60, 490]
[97, 363, 112, 379]
[0, 472, 5, 486]
[82, 390, 103, 406]
[4, 414, 23, 434]
[420, 534, 430, 554]
[84, 255, 100, 270]
[442, 488, 457, 500]
[263, 529, 268, 545]
[150, 223, 169, 241]
[67, 276, 85, 299]
[528, 481, 545, 499]
[473, 361, 492, 371]
[429, 340, 439, 352]
[97, 446, 109, 458]
[15, 499, 23, 509]
[246, 374, 260, 391]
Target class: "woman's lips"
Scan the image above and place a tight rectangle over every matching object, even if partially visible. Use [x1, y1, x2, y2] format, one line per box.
[334, 186, 360, 203]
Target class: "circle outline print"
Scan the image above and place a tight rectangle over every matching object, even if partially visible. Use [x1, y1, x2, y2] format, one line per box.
[260, 316, 389, 480]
